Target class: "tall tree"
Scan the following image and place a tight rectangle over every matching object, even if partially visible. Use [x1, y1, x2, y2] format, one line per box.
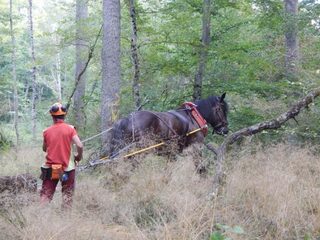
[51, 45, 62, 101]
[193, 0, 211, 101]
[9, 0, 19, 147]
[101, 0, 121, 153]
[73, 0, 88, 129]
[284, 0, 299, 78]
[128, 0, 141, 109]
[28, 0, 37, 140]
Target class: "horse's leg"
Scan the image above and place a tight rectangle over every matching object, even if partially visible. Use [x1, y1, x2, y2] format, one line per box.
[186, 133, 209, 175]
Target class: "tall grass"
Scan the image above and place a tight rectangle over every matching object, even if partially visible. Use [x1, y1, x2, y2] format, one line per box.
[221, 144, 320, 239]
[0, 144, 319, 239]
[0, 146, 43, 176]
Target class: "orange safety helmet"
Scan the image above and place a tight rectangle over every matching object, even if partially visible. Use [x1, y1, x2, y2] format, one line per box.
[49, 102, 67, 116]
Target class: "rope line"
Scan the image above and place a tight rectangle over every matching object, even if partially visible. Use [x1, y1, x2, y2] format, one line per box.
[80, 127, 203, 171]
[123, 142, 165, 158]
[82, 127, 113, 143]
[186, 128, 202, 136]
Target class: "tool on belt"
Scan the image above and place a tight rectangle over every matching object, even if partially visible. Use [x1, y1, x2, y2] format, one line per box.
[51, 164, 63, 180]
[40, 164, 69, 181]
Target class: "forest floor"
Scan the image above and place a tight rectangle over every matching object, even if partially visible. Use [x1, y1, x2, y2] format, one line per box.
[0, 143, 320, 240]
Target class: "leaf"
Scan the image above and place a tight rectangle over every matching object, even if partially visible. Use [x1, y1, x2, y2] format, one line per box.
[210, 231, 225, 240]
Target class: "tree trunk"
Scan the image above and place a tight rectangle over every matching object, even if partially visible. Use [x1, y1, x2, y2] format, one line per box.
[101, 0, 121, 154]
[50, 36, 62, 101]
[284, 0, 299, 78]
[74, 0, 88, 129]
[193, 0, 211, 101]
[9, 0, 19, 148]
[128, 0, 141, 109]
[28, 0, 37, 140]
[55, 51, 62, 101]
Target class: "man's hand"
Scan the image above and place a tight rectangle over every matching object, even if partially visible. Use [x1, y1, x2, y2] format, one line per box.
[74, 154, 82, 162]
[72, 135, 83, 163]
[42, 141, 47, 152]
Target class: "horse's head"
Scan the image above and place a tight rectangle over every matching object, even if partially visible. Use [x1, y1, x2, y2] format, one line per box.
[196, 93, 229, 136]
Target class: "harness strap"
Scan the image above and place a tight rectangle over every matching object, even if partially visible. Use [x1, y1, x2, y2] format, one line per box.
[182, 102, 208, 136]
[142, 110, 179, 136]
[84, 127, 203, 168]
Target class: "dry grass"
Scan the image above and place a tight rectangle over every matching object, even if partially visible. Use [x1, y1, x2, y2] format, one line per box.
[0, 144, 320, 239]
[0, 146, 43, 176]
[221, 144, 320, 239]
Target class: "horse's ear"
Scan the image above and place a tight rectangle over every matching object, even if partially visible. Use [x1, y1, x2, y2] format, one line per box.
[220, 92, 226, 102]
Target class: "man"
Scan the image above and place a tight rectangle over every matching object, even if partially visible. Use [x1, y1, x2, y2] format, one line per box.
[40, 102, 83, 208]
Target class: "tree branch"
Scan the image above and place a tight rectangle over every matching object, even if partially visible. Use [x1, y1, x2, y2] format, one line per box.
[66, 25, 102, 110]
[226, 88, 320, 145]
[211, 88, 320, 196]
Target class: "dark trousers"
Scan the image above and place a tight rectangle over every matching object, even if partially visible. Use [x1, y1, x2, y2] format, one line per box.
[40, 169, 75, 208]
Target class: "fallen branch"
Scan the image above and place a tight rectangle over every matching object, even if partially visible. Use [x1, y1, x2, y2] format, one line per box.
[0, 174, 37, 194]
[66, 25, 102, 110]
[209, 88, 320, 195]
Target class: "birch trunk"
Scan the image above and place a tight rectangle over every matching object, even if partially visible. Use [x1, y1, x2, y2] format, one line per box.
[55, 51, 62, 101]
[50, 49, 62, 101]
[28, 0, 37, 140]
[9, 0, 19, 147]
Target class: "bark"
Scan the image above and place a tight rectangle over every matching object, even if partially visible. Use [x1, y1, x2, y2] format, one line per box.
[9, 0, 19, 147]
[56, 51, 62, 100]
[28, 0, 37, 140]
[101, 0, 121, 154]
[74, 0, 88, 129]
[128, 0, 141, 109]
[193, 0, 211, 101]
[50, 50, 62, 101]
[50, 35, 62, 101]
[284, 0, 299, 78]
[209, 88, 320, 195]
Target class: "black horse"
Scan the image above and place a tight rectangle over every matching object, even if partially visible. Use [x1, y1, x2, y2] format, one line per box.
[108, 93, 228, 158]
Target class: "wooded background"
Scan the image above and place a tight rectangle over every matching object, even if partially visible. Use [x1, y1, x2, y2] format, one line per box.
[1, 0, 320, 150]
[2, 1, 320, 239]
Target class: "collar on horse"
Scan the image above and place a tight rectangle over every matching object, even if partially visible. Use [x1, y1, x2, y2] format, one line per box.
[183, 102, 208, 136]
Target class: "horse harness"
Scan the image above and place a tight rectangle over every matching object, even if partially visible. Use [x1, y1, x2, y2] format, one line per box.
[141, 110, 179, 136]
[182, 102, 208, 136]
[136, 103, 208, 139]
[81, 99, 223, 168]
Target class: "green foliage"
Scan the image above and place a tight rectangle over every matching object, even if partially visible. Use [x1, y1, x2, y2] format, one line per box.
[230, 106, 264, 128]
[0, 129, 12, 151]
[210, 231, 225, 240]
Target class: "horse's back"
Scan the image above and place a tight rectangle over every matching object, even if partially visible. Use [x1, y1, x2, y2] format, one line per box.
[111, 110, 189, 144]
[111, 111, 159, 143]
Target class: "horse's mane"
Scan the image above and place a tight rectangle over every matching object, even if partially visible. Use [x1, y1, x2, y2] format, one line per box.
[195, 96, 228, 122]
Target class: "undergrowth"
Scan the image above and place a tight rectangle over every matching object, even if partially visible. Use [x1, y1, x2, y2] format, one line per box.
[0, 144, 320, 239]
